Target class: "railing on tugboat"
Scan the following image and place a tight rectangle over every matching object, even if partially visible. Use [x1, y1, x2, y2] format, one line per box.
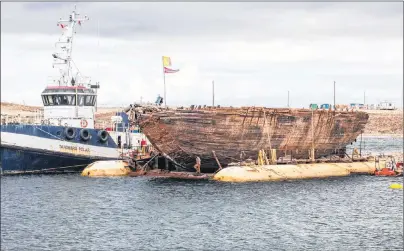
[1, 109, 44, 125]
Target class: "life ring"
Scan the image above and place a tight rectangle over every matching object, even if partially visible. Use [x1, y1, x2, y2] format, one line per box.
[80, 119, 88, 128]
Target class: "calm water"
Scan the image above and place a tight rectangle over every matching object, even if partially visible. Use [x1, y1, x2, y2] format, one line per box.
[1, 175, 403, 251]
[1, 136, 403, 251]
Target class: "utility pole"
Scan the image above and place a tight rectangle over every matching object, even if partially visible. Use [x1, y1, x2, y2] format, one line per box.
[333, 81, 336, 110]
[364, 91, 366, 105]
[212, 80, 215, 107]
[310, 108, 315, 161]
[96, 19, 100, 112]
[287, 90, 290, 108]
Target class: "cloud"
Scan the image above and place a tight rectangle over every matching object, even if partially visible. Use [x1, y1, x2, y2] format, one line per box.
[1, 2, 403, 108]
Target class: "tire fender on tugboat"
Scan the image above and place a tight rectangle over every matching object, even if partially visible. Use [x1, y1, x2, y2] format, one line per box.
[80, 128, 91, 141]
[64, 127, 76, 140]
[97, 130, 109, 143]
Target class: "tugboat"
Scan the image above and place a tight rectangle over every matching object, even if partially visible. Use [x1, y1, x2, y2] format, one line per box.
[0, 7, 145, 174]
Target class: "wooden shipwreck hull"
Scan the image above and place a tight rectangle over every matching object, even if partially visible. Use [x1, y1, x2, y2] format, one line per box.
[135, 107, 369, 172]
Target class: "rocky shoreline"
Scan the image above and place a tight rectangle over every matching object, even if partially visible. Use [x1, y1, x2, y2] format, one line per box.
[364, 109, 403, 136]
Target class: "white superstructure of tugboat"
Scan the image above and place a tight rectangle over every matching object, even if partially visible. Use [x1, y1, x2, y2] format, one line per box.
[0, 6, 143, 174]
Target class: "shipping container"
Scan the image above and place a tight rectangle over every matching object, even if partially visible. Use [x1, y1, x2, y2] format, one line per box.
[320, 104, 331, 109]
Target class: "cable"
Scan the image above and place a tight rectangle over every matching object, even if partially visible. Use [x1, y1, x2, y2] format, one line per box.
[2, 164, 88, 175]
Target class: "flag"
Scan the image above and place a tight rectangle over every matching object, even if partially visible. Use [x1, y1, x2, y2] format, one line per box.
[164, 67, 179, 74]
[162, 56, 172, 67]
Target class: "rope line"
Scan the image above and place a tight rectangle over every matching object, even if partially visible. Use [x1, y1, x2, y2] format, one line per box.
[2, 164, 89, 175]
[34, 126, 66, 141]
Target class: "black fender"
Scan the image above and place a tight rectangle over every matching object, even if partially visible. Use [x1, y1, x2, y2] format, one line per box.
[80, 129, 91, 141]
[97, 130, 109, 143]
[64, 127, 76, 140]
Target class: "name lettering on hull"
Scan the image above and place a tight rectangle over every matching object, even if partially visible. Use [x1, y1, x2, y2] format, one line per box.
[59, 144, 90, 155]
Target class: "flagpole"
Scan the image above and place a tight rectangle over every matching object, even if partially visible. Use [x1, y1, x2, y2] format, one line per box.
[212, 80, 215, 107]
[162, 58, 166, 107]
[164, 72, 166, 107]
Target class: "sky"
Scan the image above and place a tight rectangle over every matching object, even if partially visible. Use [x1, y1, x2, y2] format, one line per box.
[1, 2, 403, 108]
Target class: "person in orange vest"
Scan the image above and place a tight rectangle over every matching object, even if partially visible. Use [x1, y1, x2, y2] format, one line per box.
[141, 138, 147, 154]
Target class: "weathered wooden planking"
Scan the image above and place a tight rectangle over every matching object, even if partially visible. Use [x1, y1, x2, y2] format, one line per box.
[136, 107, 369, 171]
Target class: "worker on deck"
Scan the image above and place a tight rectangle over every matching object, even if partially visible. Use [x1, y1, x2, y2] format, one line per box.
[141, 138, 147, 154]
[194, 156, 201, 174]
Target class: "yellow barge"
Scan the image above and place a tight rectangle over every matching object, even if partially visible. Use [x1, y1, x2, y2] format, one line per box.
[212, 162, 376, 182]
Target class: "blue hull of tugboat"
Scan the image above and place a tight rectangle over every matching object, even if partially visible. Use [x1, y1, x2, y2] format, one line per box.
[0, 124, 118, 146]
[0, 124, 121, 175]
[0, 146, 115, 174]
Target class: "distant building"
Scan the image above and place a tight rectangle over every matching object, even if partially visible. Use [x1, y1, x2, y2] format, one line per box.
[349, 103, 365, 110]
[378, 101, 396, 110]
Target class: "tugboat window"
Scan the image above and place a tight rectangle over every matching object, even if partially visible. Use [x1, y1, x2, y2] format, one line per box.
[60, 96, 68, 105]
[46, 95, 54, 105]
[66, 95, 76, 105]
[78, 95, 84, 106]
[54, 95, 61, 105]
[42, 96, 48, 106]
[43, 95, 77, 106]
[84, 95, 95, 106]
[85, 95, 91, 106]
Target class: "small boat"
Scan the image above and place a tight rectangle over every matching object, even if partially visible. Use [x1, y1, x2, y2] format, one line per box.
[374, 168, 402, 177]
[373, 156, 403, 177]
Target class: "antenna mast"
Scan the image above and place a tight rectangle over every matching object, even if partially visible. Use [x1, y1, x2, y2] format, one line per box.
[95, 19, 100, 111]
[52, 5, 89, 86]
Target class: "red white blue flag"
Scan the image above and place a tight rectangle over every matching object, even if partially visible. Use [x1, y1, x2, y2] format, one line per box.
[164, 67, 179, 74]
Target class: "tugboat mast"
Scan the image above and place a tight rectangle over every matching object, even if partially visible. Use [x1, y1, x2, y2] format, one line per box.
[52, 5, 89, 87]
